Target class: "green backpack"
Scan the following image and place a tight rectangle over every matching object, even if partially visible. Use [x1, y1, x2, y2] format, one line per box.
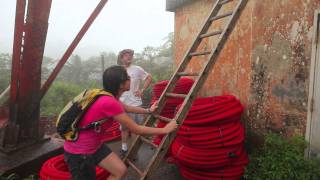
[56, 89, 113, 141]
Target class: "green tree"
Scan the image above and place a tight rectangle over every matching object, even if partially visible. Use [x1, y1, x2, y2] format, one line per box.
[58, 55, 83, 84]
[135, 32, 174, 82]
[3, 32, 175, 115]
[41, 56, 55, 81]
[158, 32, 174, 57]
[132, 32, 174, 105]
[84, 51, 117, 82]
[40, 81, 83, 116]
[100, 51, 117, 68]
[0, 53, 11, 93]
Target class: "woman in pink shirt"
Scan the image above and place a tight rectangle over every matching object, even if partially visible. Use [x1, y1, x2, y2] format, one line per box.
[64, 65, 177, 180]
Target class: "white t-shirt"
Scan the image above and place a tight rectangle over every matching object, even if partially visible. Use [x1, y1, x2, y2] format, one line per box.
[120, 65, 148, 106]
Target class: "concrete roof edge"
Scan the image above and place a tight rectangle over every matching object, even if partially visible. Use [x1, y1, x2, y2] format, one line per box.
[166, 0, 193, 12]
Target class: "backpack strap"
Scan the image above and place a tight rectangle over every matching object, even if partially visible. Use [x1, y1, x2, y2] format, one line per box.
[74, 89, 113, 133]
[76, 117, 110, 132]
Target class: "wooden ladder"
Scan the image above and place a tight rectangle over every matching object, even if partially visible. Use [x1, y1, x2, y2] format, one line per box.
[123, 0, 248, 179]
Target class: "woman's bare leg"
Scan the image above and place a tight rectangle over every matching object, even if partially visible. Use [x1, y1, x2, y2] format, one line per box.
[99, 152, 127, 180]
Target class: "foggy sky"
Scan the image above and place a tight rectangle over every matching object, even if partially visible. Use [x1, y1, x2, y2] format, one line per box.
[0, 0, 174, 59]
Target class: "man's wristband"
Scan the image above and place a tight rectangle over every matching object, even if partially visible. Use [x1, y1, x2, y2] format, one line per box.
[147, 108, 151, 114]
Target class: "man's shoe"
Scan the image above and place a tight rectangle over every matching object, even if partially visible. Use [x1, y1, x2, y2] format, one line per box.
[119, 149, 128, 159]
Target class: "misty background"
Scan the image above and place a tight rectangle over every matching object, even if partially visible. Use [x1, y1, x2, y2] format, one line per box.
[0, 0, 175, 116]
[0, 0, 174, 58]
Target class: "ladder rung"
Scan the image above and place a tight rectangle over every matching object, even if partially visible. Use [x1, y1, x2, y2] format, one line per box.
[199, 30, 222, 38]
[126, 159, 144, 176]
[165, 93, 187, 98]
[140, 136, 158, 148]
[177, 72, 199, 76]
[189, 51, 211, 57]
[219, 0, 233, 5]
[210, 11, 233, 21]
[154, 114, 173, 123]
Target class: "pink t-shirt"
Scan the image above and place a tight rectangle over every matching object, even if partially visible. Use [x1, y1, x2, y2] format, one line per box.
[64, 95, 124, 154]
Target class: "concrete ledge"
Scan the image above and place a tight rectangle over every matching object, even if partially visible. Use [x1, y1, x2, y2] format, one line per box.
[0, 137, 63, 178]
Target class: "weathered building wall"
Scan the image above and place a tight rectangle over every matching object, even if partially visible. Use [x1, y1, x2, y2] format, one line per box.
[172, 0, 319, 136]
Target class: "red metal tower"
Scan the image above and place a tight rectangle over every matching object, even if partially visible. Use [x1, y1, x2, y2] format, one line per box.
[0, 0, 108, 176]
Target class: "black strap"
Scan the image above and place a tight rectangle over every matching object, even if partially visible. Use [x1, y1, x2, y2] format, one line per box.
[77, 117, 110, 131]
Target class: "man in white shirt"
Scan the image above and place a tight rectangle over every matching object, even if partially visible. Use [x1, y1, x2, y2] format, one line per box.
[117, 49, 152, 157]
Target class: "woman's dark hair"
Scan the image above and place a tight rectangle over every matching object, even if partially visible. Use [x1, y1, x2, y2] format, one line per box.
[103, 65, 129, 96]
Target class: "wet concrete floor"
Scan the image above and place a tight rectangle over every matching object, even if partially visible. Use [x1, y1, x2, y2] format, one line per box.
[106, 135, 183, 180]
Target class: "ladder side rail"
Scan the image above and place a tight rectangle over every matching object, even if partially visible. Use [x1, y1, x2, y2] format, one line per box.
[137, 0, 225, 130]
[175, 0, 247, 124]
[164, 0, 224, 81]
[141, 133, 173, 180]
[174, 0, 248, 127]
[149, 0, 227, 118]
[141, 0, 225, 128]
[124, 0, 227, 161]
[124, 106, 174, 161]
[172, 0, 223, 71]
[123, 135, 143, 160]
[124, 0, 248, 177]
[143, 0, 248, 178]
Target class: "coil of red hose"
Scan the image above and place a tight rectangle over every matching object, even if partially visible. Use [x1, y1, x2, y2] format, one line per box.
[151, 78, 194, 117]
[151, 78, 249, 180]
[39, 154, 109, 180]
[102, 120, 121, 142]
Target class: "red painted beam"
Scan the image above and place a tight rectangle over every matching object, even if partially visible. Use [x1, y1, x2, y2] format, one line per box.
[40, 0, 109, 99]
[16, 0, 52, 141]
[3, 0, 52, 147]
[9, 0, 26, 124]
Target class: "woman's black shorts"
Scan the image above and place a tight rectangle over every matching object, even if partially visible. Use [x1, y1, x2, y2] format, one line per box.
[64, 144, 112, 180]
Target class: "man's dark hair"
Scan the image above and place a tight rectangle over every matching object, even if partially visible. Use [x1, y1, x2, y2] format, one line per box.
[103, 65, 129, 96]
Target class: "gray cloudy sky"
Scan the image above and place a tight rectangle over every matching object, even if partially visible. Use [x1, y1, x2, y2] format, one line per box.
[0, 0, 174, 59]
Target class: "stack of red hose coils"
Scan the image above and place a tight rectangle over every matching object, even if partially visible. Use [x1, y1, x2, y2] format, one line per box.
[170, 96, 249, 179]
[151, 78, 248, 179]
[39, 154, 109, 180]
[102, 120, 121, 142]
[152, 78, 194, 144]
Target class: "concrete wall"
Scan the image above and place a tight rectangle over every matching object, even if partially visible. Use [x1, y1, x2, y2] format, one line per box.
[172, 0, 320, 137]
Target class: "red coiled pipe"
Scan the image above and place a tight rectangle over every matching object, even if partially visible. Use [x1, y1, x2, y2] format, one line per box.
[102, 120, 121, 142]
[39, 154, 109, 180]
[151, 78, 249, 180]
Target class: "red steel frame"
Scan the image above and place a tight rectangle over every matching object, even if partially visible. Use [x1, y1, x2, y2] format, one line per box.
[9, 0, 26, 125]
[2, 0, 108, 149]
[3, 0, 52, 148]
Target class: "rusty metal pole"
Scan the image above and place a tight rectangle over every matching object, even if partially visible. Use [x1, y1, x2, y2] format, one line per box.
[40, 0, 109, 99]
[9, 0, 26, 117]
[2, 0, 52, 149]
[2, 0, 26, 148]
